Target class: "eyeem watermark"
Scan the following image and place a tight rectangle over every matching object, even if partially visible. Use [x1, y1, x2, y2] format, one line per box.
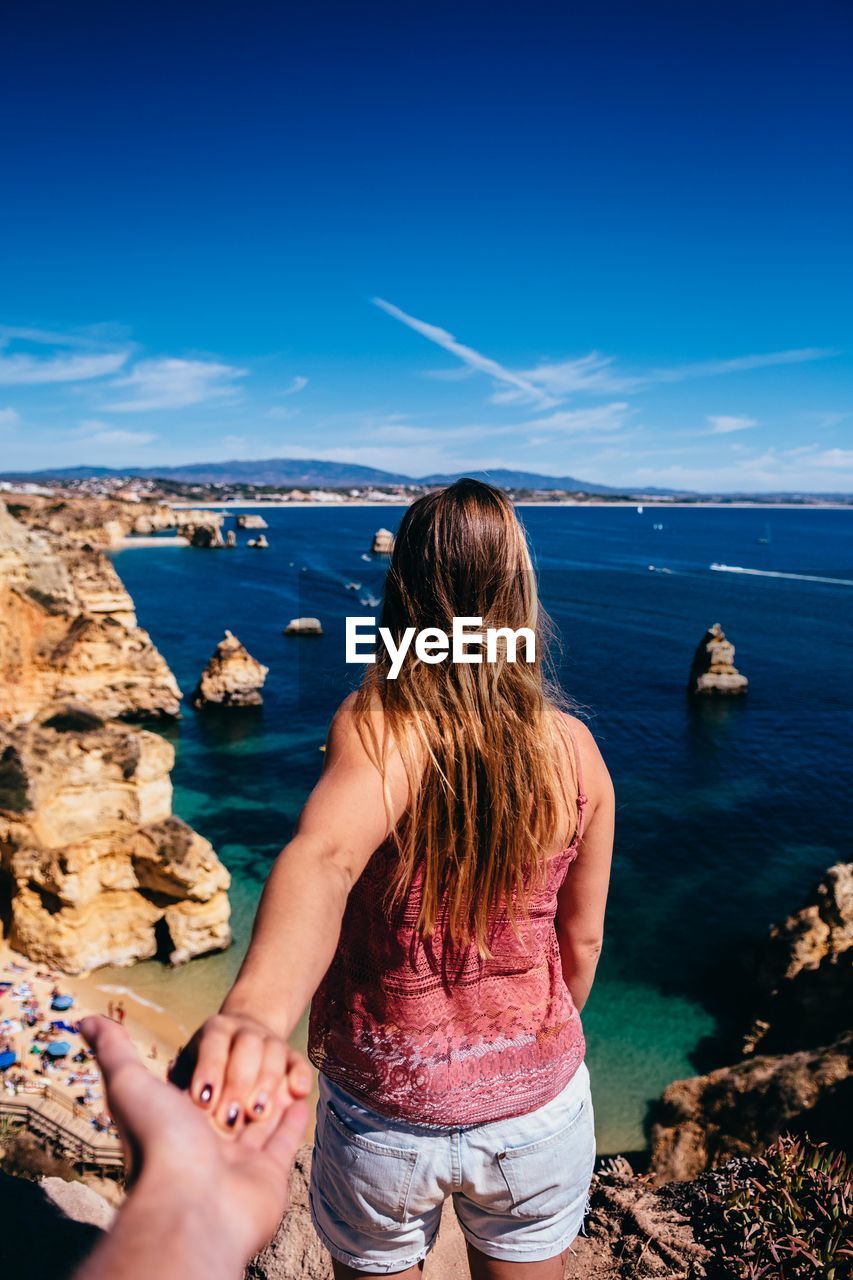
[346, 616, 536, 679]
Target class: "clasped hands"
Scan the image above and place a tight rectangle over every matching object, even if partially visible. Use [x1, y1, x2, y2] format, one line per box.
[77, 1011, 312, 1274]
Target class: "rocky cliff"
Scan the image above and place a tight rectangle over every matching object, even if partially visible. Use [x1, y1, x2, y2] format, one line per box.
[0, 501, 181, 723]
[742, 861, 852, 1057]
[0, 498, 232, 973]
[0, 706, 231, 972]
[5, 491, 225, 550]
[650, 863, 853, 1182]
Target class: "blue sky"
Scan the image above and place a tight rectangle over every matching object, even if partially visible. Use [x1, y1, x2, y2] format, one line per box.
[1, 1, 851, 491]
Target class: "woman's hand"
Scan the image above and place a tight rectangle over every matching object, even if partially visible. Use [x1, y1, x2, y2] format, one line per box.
[171, 1012, 312, 1134]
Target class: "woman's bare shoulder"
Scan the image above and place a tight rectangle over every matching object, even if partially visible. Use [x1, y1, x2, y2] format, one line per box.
[555, 711, 614, 807]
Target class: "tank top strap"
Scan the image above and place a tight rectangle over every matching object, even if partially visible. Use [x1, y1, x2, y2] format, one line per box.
[568, 725, 588, 805]
[567, 725, 589, 842]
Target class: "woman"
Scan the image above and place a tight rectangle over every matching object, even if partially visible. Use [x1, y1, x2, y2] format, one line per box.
[184, 480, 615, 1279]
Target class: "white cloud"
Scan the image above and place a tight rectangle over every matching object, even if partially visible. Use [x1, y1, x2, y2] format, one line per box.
[524, 402, 631, 434]
[0, 350, 128, 385]
[707, 415, 758, 434]
[507, 353, 626, 399]
[283, 375, 309, 395]
[77, 420, 156, 447]
[627, 443, 853, 493]
[519, 349, 837, 397]
[221, 435, 248, 452]
[105, 357, 247, 411]
[371, 300, 837, 422]
[373, 297, 557, 408]
[654, 348, 837, 381]
[0, 407, 21, 426]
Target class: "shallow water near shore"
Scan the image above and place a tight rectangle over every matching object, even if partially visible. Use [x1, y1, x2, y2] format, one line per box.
[108, 505, 853, 1154]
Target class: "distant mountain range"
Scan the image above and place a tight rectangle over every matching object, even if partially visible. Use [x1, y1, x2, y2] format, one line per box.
[0, 457, 684, 495]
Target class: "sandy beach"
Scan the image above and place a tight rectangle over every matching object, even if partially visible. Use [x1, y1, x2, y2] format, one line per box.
[0, 939, 185, 1123]
[0, 939, 319, 1147]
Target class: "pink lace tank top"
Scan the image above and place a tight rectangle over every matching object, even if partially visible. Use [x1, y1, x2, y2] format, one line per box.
[308, 734, 589, 1127]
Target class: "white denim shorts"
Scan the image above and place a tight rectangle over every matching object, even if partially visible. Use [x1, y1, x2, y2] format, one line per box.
[309, 1061, 595, 1272]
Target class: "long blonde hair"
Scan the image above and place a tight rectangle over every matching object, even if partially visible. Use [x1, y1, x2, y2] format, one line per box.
[354, 479, 579, 953]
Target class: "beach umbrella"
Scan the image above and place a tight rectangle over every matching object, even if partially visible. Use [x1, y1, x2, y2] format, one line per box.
[47, 1041, 71, 1057]
[0, 1051, 17, 1070]
[51, 995, 74, 1012]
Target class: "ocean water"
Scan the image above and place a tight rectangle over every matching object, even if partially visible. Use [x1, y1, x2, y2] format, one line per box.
[108, 504, 853, 1153]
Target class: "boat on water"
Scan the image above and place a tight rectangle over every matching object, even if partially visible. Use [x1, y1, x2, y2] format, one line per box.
[637, 505, 644, 514]
[758, 523, 771, 544]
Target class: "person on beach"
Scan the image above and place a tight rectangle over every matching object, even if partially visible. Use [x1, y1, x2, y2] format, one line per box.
[180, 480, 615, 1279]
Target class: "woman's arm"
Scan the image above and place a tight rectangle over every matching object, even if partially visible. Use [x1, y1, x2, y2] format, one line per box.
[555, 719, 615, 1013]
[183, 694, 408, 1132]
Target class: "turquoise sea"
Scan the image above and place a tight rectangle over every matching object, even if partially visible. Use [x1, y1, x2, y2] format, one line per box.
[107, 504, 853, 1154]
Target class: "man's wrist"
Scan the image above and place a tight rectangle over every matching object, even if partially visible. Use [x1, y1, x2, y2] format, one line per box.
[128, 1172, 250, 1272]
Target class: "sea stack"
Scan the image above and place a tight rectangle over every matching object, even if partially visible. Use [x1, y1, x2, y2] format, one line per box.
[688, 623, 748, 696]
[178, 511, 226, 548]
[371, 527, 394, 555]
[284, 617, 324, 636]
[248, 534, 269, 548]
[193, 630, 269, 708]
[236, 514, 269, 529]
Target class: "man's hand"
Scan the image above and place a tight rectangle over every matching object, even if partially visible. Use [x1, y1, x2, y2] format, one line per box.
[170, 1010, 312, 1134]
[77, 1016, 309, 1275]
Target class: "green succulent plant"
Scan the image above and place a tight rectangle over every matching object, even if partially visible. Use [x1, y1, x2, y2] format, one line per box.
[702, 1135, 852, 1279]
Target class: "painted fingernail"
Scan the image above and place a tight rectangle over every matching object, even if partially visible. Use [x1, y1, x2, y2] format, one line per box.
[199, 1084, 213, 1105]
[226, 1103, 240, 1128]
[252, 1093, 268, 1117]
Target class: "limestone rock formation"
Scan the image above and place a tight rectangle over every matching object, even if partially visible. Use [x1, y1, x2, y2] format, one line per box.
[7, 492, 179, 550]
[62, 550, 137, 626]
[192, 631, 269, 708]
[649, 1033, 852, 1184]
[371, 527, 394, 554]
[742, 861, 852, 1057]
[225, 529, 237, 548]
[0, 707, 231, 973]
[688, 623, 748, 696]
[236, 514, 269, 529]
[0, 501, 181, 723]
[247, 534, 269, 549]
[184, 522, 226, 548]
[649, 864, 853, 1184]
[283, 617, 323, 636]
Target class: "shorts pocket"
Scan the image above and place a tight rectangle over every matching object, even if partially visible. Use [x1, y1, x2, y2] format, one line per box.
[316, 1100, 420, 1229]
[495, 1095, 594, 1220]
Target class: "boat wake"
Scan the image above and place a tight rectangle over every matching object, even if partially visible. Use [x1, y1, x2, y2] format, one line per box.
[710, 563, 853, 587]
